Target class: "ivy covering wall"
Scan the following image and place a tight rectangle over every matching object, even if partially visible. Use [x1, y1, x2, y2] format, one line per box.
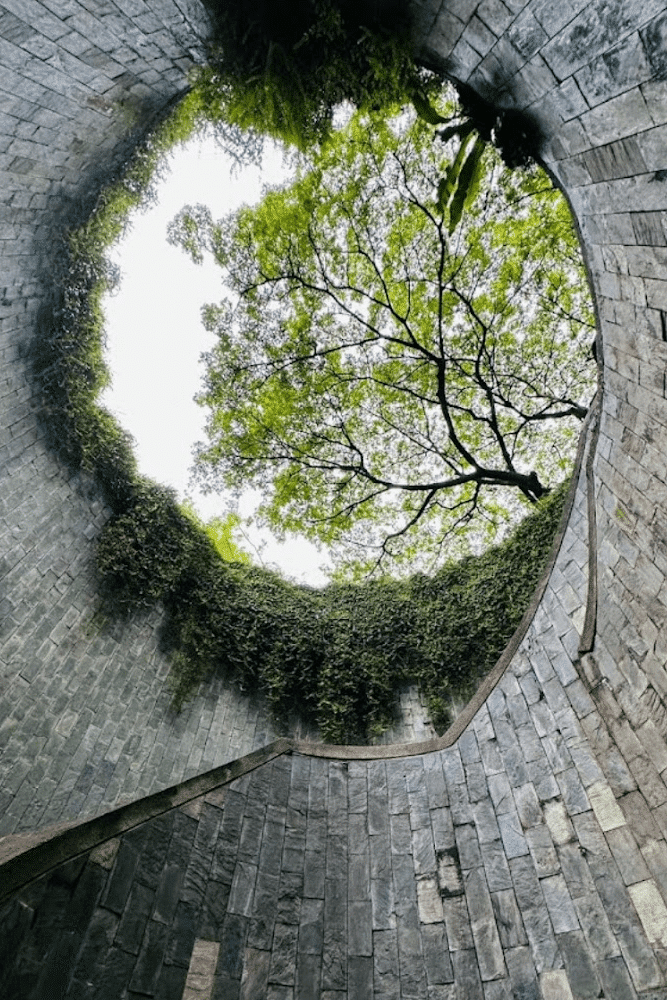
[95, 478, 568, 743]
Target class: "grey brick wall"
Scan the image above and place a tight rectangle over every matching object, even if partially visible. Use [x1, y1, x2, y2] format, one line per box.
[0, 0, 286, 838]
[416, 0, 667, 806]
[4, 0, 667, 994]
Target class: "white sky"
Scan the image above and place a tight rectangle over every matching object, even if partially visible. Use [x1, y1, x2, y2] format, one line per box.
[99, 134, 331, 587]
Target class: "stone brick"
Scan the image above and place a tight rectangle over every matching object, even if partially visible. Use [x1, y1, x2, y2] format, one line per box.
[525, 826, 560, 879]
[129, 919, 169, 995]
[422, 921, 454, 985]
[595, 873, 663, 990]
[465, 866, 505, 981]
[451, 947, 484, 1000]
[556, 930, 601, 998]
[115, 882, 155, 955]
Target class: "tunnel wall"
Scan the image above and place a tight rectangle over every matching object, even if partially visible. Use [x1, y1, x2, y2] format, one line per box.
[0, 0, 287, 838]
[3, 1, 667, 997]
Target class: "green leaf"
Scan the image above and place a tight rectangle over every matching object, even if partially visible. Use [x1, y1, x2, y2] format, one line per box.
[448, 137, 486, 234]
[437, 133, 474, 215]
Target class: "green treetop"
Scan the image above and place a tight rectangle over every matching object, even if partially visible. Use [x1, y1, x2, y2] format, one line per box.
[169, 100, 596, 577]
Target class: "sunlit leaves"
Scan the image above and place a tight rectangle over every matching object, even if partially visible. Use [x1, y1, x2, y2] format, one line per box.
[171, 99, 596, 576]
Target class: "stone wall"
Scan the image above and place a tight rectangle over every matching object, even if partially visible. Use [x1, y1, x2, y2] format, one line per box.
[4, 0, 667, 997]
[0, 0, 282, 838]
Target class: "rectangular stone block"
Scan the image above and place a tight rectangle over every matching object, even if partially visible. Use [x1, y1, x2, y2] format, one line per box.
[510, 857, 559, 973]
[498, 811, 529, 859]
[322, 877, 347, 990]
[129, 919, 168, 996]
[539, 968, 575, 1000]
[269, 923, 298, 986]
[348, 900, 372, 956]
[422, 922, 454, 985]
[416, 876, 445, 924]
[606, 825, 651, 886]
[572, 888, 620, 962]
[348, 955, 372, 1000]
[481, 838, 513, 893]
[388, 812, 411, 857]
[443, 895, 474, 951]
[372, 928, 399, 996]
[587, 782, 626, 832]
[367, 762, 389, 836]
[101, 840, 138, 915]
[451, 947, 484, 1000]
[348, 850, 370, 902]
[240, 948, 271, 1000]
[431, 807, 456, 852]
[465, 867, 505, 981]
[228, 862, 258, 918]
[277, 871, 304, 926]
[247, 872, 279, 950]
[115, 882, 154, 955]
[412, 823, 437, 874]
[595, 872, 662, 990]
[556, 930, 602, 999]
[540, 875, 580, 934]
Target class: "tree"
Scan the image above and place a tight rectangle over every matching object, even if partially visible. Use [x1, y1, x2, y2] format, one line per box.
[169, 102, 596, 576]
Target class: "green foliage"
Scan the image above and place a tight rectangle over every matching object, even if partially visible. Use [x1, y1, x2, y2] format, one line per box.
[97, 479, 569, 741]
[96, 481, 201, 609]
[198, 0, 436, 149]
[42, 68, 580, 745]
[181, 500, 251, 564]
[173, 102, 595, 576]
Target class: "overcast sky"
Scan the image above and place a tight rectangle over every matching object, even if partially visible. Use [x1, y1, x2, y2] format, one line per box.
[99, 134, 330, 587]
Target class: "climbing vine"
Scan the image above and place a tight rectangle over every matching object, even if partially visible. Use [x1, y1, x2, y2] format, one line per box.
[97, 481, 569, 742]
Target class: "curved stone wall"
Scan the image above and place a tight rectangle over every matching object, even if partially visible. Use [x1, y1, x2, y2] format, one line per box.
[0, 0, 286, 838]
[4, 1, 667, 996]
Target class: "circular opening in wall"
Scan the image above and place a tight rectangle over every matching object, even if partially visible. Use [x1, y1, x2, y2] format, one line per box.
[40, 27, 597, 743]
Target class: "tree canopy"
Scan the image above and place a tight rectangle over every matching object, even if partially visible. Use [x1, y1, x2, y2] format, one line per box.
[169, 101, 596, 577]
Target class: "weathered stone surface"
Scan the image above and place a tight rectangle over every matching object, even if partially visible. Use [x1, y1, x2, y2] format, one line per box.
[490, 889, 528, 949]
[154, 864, 184, 926]
[322, 877, 347, 990]
[422, 922, 454, 985]
[268, 922, 298, 986]
[596, 955, 638, 1000]
[480, 838, 513, 893]
[540, 875, 579, 934]
[442, 895, 474, 951]
[556, 930, 601, 998]
[239, 947, 271, 1000]
[416, 876, 445, 924]
[465, 867, 505, 980]
[595, 872, 663, 990]
[115, 882, 155, 955]
[72, 907, 118, 981]
[373, 927, 400, 996]
[129, 918, 169, 995]
[504, 946, 539, 1000]
[451, 947, 484, 1000]
[166, 901, 199, 969]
